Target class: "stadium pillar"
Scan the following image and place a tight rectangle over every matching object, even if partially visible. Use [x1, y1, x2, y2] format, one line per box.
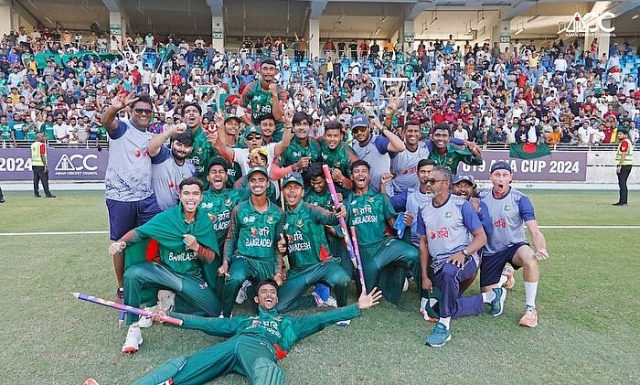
[207, 0, 224, 51]
[494, 21, 511, 52]
[309, 18, 320, 60]
[0, 2, 12, 37]
[400, 20, 415, 52]
[596, 19, 611, 56]
[109, 12, 125, 51]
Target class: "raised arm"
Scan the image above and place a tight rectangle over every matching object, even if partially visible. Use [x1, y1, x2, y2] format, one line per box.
[101, 92, 139, 133]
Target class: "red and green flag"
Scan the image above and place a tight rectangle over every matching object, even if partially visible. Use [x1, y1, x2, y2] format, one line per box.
[509, 142, 551, 160]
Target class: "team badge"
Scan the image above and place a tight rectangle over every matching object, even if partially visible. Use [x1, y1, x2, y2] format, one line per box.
[134, 148, 141, 157]
[504, 205, 511, 212]
[367, 197, 375, 203]
[196, 148, 203, 154]
[225, 198, 232, 206]
[283, 223, 289, 230]
[445, 211, 452, 219]
[267, 215, 275, 224]
[296, 219, 304, 228]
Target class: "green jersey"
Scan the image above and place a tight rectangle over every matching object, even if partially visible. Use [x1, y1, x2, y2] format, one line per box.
[135, 204, 220, 277]
[25, 124, 37, 141]
[173, 303, 361, 353]
[41, 123, 55, 140]
[280, 137, 321, 181]
[189, 126, 216, 186]
[320, 141, 358, 178]
[283, 202, 338, 268]
[200, 187, 251, 248]
[0, 123, 12, 140]
[427, 143, 483, 174]
[242, 81, 285, 126]
[224, 199, 284, 261]
[346, 189, 395, 248]
[304, 189, 333, 211]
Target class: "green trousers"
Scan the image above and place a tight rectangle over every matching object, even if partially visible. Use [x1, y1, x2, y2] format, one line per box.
[222, 256, 276, 316]
[133, 335, 284, 385]
[276, 258, 351, 312]
[360, 238, 420, 305]
[123, 263, 222, 324]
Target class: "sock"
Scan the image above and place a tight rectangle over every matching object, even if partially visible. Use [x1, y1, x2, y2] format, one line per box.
[130, 322, 140, 329]
[439, 317, 451, 329]
[498, 274, 508, 287]
[524, 281, 538, 309]
[482, 291, 496, 303]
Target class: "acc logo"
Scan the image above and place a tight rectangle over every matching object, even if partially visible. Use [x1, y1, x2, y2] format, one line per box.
[55, 154, 98, 172]
[565, 12, 615, 36]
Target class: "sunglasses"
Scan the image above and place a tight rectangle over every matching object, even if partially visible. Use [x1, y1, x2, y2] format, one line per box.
[134, 108, 153, 115]
[352, 126, 368, 133]
[247, 135, 262, 140]
[425, 179, 447, 185]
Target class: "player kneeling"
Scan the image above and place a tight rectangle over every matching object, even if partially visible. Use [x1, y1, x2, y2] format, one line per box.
[478, 161, 549, 327]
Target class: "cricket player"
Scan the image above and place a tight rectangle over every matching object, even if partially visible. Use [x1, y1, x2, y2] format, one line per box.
[182, 102, 220, 186]
[478, 161, 549, 328]
[351, 114, 405, 193]
[219, 166, 285, 317]
[428, 123, 482, 174]
[275, 172, 351, 312]
[148, 124, 196, 210]
[109, 178, 222, 353]
[319, 120, 359, 192]
[270, 111, 321, 183]
[112, 281, 383, 385]
[346, 159, 420, 305]
[417, 166, 506, 348]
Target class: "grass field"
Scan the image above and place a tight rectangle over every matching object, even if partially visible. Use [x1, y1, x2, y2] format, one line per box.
[1, 190, 639, 385]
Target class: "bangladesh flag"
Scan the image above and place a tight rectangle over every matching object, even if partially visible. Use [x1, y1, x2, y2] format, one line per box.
[509, 142, 551, 160]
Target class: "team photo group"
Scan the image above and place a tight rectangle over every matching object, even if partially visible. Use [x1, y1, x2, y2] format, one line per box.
[84, 56, 552, 385]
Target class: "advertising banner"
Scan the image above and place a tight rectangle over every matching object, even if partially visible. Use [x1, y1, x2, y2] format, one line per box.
[0, 148, 108, 181]
[457, 150, 588, 181]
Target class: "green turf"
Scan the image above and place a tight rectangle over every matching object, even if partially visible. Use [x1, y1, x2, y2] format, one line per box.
[1, 190, 639, 384]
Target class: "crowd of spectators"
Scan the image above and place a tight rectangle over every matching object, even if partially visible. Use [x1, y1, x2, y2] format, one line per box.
[0, 25, 639, 149]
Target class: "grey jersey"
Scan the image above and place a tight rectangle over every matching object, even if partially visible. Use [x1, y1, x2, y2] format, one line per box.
[390, 143, 431, 193]
[105, 120, 153, 202]
[416, 194, 482, 272]
[478, 187, 535, 255]
[405, 188, 432, 247]
[353, 134, 390, 193]
[151, 146, 195, 210]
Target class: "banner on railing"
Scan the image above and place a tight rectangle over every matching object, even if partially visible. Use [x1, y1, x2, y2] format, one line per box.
[458, 150, 588, 181]
[0, 148, 109, 181]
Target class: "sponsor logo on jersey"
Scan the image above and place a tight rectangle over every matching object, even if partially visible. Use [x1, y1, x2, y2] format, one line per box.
[493, 218, 507, 228]
[428, 227, 450, 239]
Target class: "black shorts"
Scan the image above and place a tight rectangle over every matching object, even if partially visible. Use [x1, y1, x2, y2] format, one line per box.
[479, 242, 530, 287]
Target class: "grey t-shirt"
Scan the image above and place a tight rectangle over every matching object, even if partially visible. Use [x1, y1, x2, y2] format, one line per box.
[105, 120, 153, 202]
[151, 146, 196, 210]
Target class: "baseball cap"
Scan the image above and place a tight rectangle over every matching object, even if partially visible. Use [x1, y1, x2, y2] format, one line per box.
[247, 166, 269, 178]
[224, 114, 241, 123]
[490, 160, 512, 173]
[452, 174, 475, 186]
[350, 114, 368, 130]
[282, 172, 303, 187]
[250, 147, 268, 159]
[244, 126, 262, 138]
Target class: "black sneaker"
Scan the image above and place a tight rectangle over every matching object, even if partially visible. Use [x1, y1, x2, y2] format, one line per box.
[34, 194, 41, 198]
[0, 198, 5, 203]
[612, 202, 627, 206]
[45, 194, 56, 198]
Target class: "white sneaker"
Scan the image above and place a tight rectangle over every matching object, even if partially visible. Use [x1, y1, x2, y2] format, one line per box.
[336, 320, 351, 327]
[157, 290, 175, 311]
[324, 296, 338, 308]
[121, 325, 143, 354]
[235, 280, 251, 304]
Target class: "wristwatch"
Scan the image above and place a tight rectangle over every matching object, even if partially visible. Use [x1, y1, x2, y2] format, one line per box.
[462, 249, 470, 257]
